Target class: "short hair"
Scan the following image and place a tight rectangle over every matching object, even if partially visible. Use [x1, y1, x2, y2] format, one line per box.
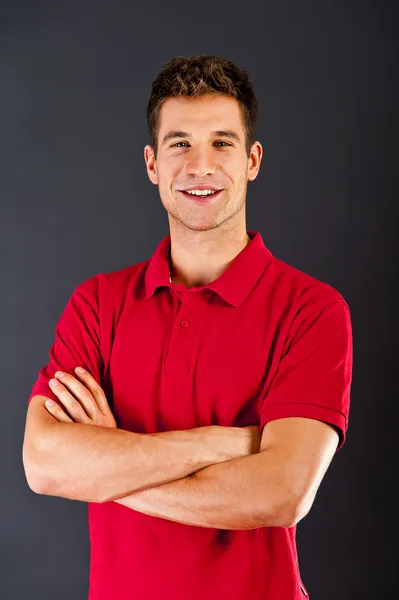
[146, 54, 258, 158]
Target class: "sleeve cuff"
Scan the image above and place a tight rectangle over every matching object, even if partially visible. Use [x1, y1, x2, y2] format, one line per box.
[259, 402, 348, 451]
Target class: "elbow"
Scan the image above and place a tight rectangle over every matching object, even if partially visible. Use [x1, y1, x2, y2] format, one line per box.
[27, 477, 48, 496]
[22, 443, 102, 503]
[22, 422, 57, 495]
[265, 492, 313, 528]
[22, 443, 50, 495]
[277, 495, 314, 528]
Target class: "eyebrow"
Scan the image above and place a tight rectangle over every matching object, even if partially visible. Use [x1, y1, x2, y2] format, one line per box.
[161, 129, 241, 146]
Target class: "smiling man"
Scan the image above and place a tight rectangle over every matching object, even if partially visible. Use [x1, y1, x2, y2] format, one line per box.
[148, 92, 257, 271]
[23, 55, 353, 599]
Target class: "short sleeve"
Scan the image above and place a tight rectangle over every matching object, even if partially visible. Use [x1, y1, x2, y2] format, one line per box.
[259, 300, 353, 451]
[27, 275, 103, 407]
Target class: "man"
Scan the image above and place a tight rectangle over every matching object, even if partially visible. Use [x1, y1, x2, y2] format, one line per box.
[22, 55, 353, 599]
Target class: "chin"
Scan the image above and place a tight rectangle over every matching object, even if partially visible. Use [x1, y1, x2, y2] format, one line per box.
[182, 220, 224, 232]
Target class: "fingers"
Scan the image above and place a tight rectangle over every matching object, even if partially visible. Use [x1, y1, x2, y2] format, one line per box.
[73, 367, 112, 417]
[51, 370, 100, 420]
[48, 377, 92, 423]
[44, 399, 74, 423]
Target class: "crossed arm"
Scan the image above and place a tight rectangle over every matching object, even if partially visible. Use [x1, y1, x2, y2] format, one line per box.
[112, 416, 339, 529]
[23, 368, 339, 530]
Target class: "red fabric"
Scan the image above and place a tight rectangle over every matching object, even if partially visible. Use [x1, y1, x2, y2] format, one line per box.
[28, 231, 353, 600]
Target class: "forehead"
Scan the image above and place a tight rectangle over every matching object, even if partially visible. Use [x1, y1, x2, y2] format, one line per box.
[158, 94, 244, 135]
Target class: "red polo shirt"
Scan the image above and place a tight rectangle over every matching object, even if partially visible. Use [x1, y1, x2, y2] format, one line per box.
[28, 230, 353, 600]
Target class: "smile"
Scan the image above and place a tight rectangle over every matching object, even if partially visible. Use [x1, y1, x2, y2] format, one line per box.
[179, 190, 223, 203]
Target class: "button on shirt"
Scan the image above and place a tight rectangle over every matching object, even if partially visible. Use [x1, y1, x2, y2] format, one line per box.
[28, 230, 353, 600]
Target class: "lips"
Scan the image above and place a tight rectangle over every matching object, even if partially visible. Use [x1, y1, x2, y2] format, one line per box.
[179, 190, 223, 203]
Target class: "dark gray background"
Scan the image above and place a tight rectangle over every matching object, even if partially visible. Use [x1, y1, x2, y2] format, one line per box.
[1, 1, 397, 598]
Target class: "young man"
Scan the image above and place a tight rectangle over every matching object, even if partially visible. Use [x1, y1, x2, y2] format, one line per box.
[23, 55, 353, 599]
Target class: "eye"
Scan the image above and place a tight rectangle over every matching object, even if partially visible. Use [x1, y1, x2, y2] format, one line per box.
[170, 141, 232, 148]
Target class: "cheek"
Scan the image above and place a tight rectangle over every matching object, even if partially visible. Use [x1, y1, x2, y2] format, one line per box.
[158, 162, 181, 188]
[219, 154, 245, 176]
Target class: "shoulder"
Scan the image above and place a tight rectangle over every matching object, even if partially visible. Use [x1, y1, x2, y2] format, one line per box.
[267, 253, 351, 314]
[72, 259, 149, 306]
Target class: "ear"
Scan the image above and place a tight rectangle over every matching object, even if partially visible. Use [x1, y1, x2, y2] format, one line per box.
[144, 144, 158, 185]
[247, 141, 263, 182]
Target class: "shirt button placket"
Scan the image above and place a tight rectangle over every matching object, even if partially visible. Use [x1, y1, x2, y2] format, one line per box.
[165, 290, 193, 371]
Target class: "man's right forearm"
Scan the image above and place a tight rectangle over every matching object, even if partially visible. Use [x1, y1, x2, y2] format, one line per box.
[31, 422, 220, 504]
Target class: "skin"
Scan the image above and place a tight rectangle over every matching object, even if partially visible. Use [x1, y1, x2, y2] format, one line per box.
[46, 368, 339, 529]
[144, 93, 263, 287]
[46, 367, 117, 429]
[43, 93, 340, 529]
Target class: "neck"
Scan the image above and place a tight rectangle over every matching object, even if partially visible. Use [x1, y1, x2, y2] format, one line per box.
[168, 223, 251, 288]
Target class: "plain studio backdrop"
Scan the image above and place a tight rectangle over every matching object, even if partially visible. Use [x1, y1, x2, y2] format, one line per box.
[1, 1, 397, 598]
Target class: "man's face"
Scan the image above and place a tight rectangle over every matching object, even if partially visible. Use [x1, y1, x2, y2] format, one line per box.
[144, 94, 262, 233]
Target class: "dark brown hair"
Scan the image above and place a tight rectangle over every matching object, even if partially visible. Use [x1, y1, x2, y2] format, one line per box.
[146, 54, 258, 158]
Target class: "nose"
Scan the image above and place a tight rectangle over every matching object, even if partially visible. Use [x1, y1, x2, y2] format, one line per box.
[185, 146, 216, 178]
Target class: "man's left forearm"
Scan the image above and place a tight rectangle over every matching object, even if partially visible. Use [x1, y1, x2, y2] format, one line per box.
[113, 449, 290, 529]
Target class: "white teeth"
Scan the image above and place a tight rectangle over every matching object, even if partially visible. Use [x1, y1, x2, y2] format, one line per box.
[185, 189, 216, 196]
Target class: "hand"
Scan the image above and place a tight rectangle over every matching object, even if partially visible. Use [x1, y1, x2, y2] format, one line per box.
[46, 367, 117, 428]
[206, 424, 261, 464]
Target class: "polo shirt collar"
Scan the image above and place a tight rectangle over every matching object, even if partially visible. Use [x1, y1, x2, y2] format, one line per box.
[143, 230, 273, 308]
